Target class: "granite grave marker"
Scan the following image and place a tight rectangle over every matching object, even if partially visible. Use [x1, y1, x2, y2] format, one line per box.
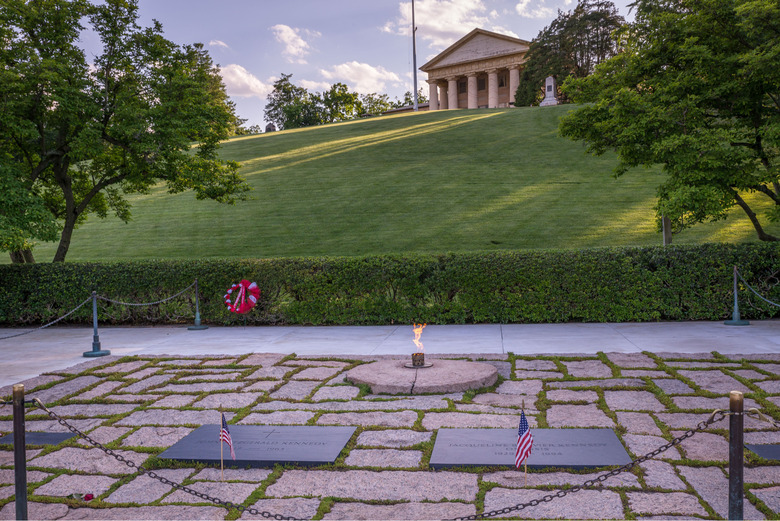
[746, 444, 780, 461]
[0, 432, 76, 446]
[158, 425, 355, 467]
[430, 428, 631, 469]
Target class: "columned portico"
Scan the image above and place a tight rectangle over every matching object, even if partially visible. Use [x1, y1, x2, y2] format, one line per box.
[428, 81, 439, 111]
[420, 28, 530, 111]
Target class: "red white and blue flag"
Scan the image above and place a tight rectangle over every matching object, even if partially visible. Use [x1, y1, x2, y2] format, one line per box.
[220, 413, 235, 460]
[515, 410, 533, 468]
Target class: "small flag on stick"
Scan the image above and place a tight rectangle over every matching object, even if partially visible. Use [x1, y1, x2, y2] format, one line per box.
[515, 408, 533, 485]
[220, 412, 236, 461]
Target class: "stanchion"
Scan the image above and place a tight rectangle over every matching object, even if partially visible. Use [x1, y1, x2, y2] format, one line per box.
[83, 291, 110, 357]
[725, 266, 749, 326]
[13, 384, 28, 520]
[188, 279, 208, 331]
[729, 390, 744, 520]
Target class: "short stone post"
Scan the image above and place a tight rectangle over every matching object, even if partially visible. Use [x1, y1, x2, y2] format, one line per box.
[729, 390, 744, 520]
[83, 291, 111, 357]
[13, 384, 28, 520]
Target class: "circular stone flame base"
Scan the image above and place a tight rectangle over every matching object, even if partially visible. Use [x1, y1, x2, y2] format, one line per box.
[403, 362, 433, 369]
[345, 359, 498, 395]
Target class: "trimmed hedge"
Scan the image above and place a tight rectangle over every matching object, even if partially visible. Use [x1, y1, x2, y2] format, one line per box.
[1, 243, 779, 326]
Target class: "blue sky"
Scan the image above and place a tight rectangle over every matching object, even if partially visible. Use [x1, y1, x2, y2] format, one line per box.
[126, 0, 633, 127]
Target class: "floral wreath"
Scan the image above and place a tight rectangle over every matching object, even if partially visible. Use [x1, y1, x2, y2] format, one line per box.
[224, 280, 260, 314]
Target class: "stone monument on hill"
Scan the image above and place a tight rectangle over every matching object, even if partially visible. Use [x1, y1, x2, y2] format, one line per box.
[539, 76, 558, 106]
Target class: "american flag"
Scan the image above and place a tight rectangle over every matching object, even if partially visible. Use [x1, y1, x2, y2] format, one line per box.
[515, 409, 533, 468]
[220, 413, 236, 460]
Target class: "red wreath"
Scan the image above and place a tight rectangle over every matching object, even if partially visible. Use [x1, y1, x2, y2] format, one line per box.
[224, 280, 260, 314]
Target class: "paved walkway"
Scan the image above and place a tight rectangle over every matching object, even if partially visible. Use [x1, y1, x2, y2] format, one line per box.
[2, 320, 780, 387]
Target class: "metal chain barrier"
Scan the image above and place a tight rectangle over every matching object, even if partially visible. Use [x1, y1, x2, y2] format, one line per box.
[0, 297, 92, 341]
[95, 281, 197, 307]
[736, 267, 780, 309]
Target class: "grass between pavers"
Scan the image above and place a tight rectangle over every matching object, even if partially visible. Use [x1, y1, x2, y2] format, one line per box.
[1, 351, 779, 519]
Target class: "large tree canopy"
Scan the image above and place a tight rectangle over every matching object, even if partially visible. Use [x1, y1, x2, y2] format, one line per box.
[559, 0, 780, 241]
[515, 0, 624, 106]
[0, 0, 249, 262]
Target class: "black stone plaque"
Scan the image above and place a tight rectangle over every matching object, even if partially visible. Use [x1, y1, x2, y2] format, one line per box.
[158, 425, 356, 467]
[746, 444, 780, 461]
[0, 432, 76, 446]
[430, 428, 631, 470]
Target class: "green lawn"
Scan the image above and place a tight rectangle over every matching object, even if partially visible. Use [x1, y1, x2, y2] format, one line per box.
[30, 105, 780, 262]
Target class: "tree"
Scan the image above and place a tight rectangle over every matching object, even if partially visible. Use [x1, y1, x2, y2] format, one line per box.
[322, 83, 362, 123]
[0, 0, 249, 262]
[515, 0, 624, 106]
[391, 89, 429, 109]
[264, 74, 310, 130]
[559, 0, 780, 241]
[359, 93, 392, 116]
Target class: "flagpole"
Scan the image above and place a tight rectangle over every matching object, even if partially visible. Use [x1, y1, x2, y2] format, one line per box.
[412, 0, 418, 111]
[220, 406, 224, 482]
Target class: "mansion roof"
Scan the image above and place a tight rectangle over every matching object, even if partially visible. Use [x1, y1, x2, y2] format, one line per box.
[420, 28, 531, 73]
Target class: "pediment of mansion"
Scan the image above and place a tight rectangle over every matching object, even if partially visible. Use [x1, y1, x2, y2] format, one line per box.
[420, 28, 531, 110]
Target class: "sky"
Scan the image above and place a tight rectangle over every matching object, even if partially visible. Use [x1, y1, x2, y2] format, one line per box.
[113, 0, 634, 127]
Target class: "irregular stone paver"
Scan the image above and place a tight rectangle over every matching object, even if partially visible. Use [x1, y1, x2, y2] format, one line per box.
[28, 376, 102, 404]
[606, 353, 656, 368]
[356, 430, 431, 448]
[422, 412, 535, 430]
[756, 363, 780, 375]
[117, 410, 233, 426]
[270, 380, 320, 400]
[291, 366, 343, 380]
[484, 361, 512, 379]
[628, 491, 707, 516]
[622, 434, 681, 460]
[104, 393, 162, 402]
[98, 361, 148, 374]
[121, 426, 194, 447]
[732, 369, 769, 380]
[285, 360, 351, 368]
[48, 403, 137, 417]
[457, 404, 533, 414]
[0, 469, 51, 484]
[243, 380, 278, 392]
[249, 366, 294, 379]
[312, 386, 360, 401]
[159, 359, 202, 366]
[252, 397, 451, 412]
[484, 469, 638, 488]
[0, 487, 11, 500]
[5, 374, 64, 393]
[652, 378, 695, 395]
[514, 370, 563, 379]
[67, 505, 227, 519]
[75, 380, 125, 400]
[549, 378, 643, 389]
[191, 392, 265, 409]
[751, 486, 780, 514]
[155, 382, 245, 393]
[318, 411, 418, 428]
[604, 390, 666, 412]
[75, 426, 132, 446]
[323, 502, 476, 520]
[658, 412, 766, 430]
[677, 370, 751, 393]
[55, 357, 119, 374]
[192, 468, 272, 481]
[0, 419, 103, 434]
[106, 468, 195, 503]
[546, 405, 614, 428]
[668, 361, 742, 368]
[162, 480, 258, 504]
[745, 467, 780, 484]
[495, 380, 542, 396]
[240, 353, 287, 367]
[34, 474, 117, 497]
[0, 502, 69, 520]
[119, 374, 172, 393]
[202, 358, 237, 366]
[242, 498, 320, 520]
[344, 449, 422, 468]
[124, 368, 160, 380]
[178, 372, 243, 381]
[757, 380, 780, 393]
[563, 360, 613, 377]
[639, 459, 686, 490]
[745, 431, 780, 444]
[472, 392, 529, 408]
[672, 395, 758, 410]
[616, 412, 663, 435]
[546, 390, 598, 402]
[621, 370, 667, 377]
[239, 411, 315, 425]
[484, 488, 623, 519]
[0, 449, 42, 465]
[672, 431, 728, 461]
[658, 352, 714, 360]
[150, 394, 197, 408]
[29, 447, 148, 475]
[677, 465, 765, 520]
[266, 470, 477, 501]
[768, 396, 780, 407]
[516, 359, 557, 370]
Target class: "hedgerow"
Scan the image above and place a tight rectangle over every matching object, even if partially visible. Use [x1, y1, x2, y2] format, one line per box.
[1, 243, 778, 326]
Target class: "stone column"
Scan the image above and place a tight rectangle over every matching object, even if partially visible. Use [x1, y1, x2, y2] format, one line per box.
[467, 74, 478, 109]
[439, 83, 448, 109]
[447, 77, 458, 109]
[428, 80, 439, 111]
[487, 69, 498, 109]
[509, 66, 520, 106]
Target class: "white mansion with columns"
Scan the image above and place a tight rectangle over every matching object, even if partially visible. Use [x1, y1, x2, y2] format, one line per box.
[420, 28, 531, 110]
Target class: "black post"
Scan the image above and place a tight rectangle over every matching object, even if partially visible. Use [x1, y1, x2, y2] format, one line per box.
[729, 390, 744, 520]
[12, 384, 27, 520]
[84, 291, 110, 357]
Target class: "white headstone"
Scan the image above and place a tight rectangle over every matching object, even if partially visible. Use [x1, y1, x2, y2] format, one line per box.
[539, 76, 558, 106]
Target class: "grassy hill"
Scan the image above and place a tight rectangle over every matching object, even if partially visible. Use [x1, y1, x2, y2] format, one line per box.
[30, 105, 779, 262]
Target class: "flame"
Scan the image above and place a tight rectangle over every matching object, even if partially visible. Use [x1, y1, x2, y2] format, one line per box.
[412, 323, 426, 352]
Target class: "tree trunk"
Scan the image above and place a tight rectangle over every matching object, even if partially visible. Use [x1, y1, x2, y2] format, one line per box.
[8, 249, 35, 263]
[21, 249, 35, 263]
[53, 214, 77, 262]
[733, 191, 779, 241]
[9, 251, 25, 263]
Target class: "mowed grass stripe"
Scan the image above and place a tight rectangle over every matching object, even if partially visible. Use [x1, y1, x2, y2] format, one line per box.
[30, 105, 779, 262]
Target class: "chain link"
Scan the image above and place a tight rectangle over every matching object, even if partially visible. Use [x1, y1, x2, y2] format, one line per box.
[0, 297, 92, 341]
[95, 281, 196, 307]
[31, 399, 298, 520]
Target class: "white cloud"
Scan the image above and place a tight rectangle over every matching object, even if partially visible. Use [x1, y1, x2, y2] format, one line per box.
[515, 0, 555, 18]
[209, 40, 229, 49]
[300, 79, 332, 92]
[383, 0, 517, 50]
[270, 24, 319, 64]
[319, 62, 403, 94]
[220, 64, 272, 99]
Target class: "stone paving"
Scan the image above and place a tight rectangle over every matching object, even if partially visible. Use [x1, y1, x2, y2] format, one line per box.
[0, 351, 778, 520]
